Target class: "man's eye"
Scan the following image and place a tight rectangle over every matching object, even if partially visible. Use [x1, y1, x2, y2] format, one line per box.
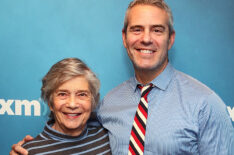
[152, 27, 165, 34]
[154, 29, 161, 32]
[154, 29, 163, 33]
[133, 28, 141, 32]
[133, 29, 142, 33]
[130, 27, 142, 33]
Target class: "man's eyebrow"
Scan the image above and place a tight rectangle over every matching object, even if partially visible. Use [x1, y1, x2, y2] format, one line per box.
[151, 24, 166, 29]
[129, 24, 166, 29]
[129, 25, 143, 29]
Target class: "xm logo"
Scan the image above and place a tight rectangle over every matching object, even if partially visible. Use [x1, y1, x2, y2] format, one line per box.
[0, 98, 49, 116]
[0, 98, 233, 120]
[227, 106, 234, 122]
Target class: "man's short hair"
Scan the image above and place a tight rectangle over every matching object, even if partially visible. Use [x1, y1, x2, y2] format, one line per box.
[123, 0, 174, 36]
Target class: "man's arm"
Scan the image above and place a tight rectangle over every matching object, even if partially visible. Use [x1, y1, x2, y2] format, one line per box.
[198, 93, 234, 154]
[9, 135, 34, 155]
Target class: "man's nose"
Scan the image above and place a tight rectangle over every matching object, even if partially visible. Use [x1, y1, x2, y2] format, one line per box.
[141, 30, 152, 45]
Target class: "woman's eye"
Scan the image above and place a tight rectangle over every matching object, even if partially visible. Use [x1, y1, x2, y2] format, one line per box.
[58, 93, 67, 96]
[76, 92, 91, 100]
[78, 92, 87, 97]
[55, 92, 69, 100]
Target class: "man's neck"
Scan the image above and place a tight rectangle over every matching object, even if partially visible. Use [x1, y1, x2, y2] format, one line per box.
[135, 62, 168, 85]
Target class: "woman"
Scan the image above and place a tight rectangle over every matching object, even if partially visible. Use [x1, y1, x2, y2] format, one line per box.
[21, 58, 111, 154]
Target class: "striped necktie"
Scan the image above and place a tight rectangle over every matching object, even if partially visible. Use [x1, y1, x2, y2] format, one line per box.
[128, 84, 153, 155]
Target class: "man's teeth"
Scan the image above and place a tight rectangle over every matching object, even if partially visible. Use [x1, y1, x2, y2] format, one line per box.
[140, 50, 153, 54]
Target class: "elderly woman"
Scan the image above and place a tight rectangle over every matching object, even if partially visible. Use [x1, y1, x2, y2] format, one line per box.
[21, 58, 111, 154]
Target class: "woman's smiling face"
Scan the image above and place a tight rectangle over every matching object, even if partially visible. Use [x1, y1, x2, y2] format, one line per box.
[50, 76, 92, 136]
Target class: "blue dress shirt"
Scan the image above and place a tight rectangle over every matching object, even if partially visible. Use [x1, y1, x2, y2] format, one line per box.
[97, 63, 234, 155]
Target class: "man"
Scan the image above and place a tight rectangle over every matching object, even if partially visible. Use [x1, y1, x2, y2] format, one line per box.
[97, 0, 233, 154]
[10, 0, 234, 154]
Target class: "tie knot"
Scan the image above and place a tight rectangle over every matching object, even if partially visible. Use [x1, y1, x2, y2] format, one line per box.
[138, 83, 153, 96]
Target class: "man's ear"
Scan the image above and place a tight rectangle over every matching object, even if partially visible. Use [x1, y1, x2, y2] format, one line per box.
[168, 31, 175, 50]
[122, 29, 127, 48]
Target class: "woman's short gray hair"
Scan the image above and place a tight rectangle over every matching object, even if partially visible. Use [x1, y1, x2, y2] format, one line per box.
[41, 58, 100, 118]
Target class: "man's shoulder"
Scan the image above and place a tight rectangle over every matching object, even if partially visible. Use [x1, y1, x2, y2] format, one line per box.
[173, 69, 228, 118]
[173, 69, 214, 96]
[104, 77, 134, 98]
[172, 69, 227, 108]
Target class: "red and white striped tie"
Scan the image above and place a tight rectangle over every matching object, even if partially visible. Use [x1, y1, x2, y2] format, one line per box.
[128, 84, 153, 155]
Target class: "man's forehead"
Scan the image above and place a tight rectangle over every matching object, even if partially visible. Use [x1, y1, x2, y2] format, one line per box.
[128, 4, 166, 15]
[127, 5, 169, 27]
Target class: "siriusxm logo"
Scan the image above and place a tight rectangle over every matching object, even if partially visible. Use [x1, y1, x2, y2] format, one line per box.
[0, 98, 234, 121]
[0, 98, 49, 116]
[227, 106, 234, 122]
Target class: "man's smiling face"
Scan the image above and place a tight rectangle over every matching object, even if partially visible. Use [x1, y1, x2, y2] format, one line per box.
[122, 4, 175, 73]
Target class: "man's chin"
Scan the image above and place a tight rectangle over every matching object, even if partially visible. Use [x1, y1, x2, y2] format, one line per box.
[134, 62, 167, 73]
[134, 66, 156, 72]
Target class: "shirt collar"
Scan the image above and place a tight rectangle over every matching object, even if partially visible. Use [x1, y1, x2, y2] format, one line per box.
[45, 119, 88, 141]
[131, 63, 174, 91]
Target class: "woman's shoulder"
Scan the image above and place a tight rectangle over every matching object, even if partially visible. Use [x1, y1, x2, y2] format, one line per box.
[87, 125, 109, 136]
[22, 133, 45, 149]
